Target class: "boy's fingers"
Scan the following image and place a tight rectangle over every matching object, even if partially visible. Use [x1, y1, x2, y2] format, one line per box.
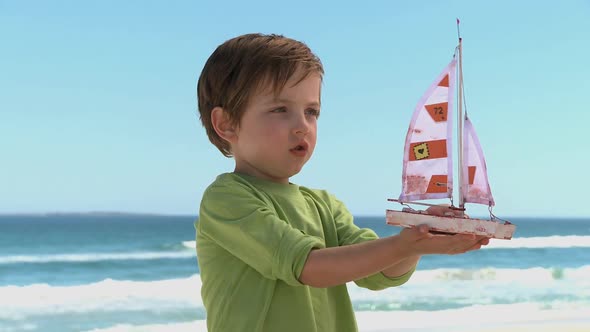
[416, 224, 429, 234]
[400, 225, 431, 241]
[478, 237, 490, 245]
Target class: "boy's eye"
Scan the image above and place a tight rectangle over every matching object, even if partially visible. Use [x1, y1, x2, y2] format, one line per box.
[270, 107, 287, 113]
[306, 108, 320, 118]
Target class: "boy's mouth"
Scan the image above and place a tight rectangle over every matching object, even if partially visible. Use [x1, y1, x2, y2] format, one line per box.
[290, 142, 309, 155]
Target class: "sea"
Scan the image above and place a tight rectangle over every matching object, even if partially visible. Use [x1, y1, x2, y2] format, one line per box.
[1, 214, 589, 332]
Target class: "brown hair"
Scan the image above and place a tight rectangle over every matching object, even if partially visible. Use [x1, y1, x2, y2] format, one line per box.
[197, 33, 324, 157]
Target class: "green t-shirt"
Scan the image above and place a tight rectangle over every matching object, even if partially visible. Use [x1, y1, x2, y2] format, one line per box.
[196, 173, 414, 332]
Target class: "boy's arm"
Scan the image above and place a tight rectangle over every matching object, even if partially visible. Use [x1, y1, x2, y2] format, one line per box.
[299, 225, 487, 288]
[327, 194, 420, 282]
[381, 255, 421, 278]
[299, 234, 412, 288]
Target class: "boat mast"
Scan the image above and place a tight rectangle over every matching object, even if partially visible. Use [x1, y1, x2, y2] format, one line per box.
[456, 18, 465, 209]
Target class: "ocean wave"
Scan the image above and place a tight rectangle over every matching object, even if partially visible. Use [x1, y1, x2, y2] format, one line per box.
[485, 235, 590, 249]
[347, 266, 590, 313]
[83, 321, 207, 332]
[182, 236, 590, 251]
[0, 251, 195, 264]
[410, 265, 590, 282]
[354, 304, 590, 331]
[2, 235, 587, 266]
[0, 275, 204, 320]
[182, 241, 195, 249]
[2, 266, 589, 314]
[81, 303, 590, 332]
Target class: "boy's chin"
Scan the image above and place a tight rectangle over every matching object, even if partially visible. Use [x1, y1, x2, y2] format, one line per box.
[288, 164, 307, 177]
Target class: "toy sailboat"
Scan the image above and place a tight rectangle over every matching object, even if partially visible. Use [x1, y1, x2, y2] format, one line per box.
[386, 21, 516, 240]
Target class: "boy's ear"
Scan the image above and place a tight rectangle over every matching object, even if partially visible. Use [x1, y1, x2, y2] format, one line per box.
[211, 107, 237, 143]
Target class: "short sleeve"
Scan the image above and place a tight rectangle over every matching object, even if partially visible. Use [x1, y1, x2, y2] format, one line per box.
[198, 181, 325, 286]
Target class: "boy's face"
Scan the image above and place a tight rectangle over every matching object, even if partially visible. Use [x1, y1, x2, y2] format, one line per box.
[231, 68, 321, 184]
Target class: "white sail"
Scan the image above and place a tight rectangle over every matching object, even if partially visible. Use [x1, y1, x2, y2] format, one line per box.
[399, 59, 456, 202]
[462, 116, 495, 206]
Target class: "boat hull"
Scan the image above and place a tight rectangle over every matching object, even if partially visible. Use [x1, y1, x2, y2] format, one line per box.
[386, 209, 515, 240]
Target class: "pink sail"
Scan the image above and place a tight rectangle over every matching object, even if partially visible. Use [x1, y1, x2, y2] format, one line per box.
[399, 59, 456, 202]
[462, 116, 495, 206]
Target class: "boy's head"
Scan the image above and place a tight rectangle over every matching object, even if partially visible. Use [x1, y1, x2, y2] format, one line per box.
[197, 33, 324, 157]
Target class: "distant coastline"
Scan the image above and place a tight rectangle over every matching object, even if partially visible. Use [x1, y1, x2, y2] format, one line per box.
[0, 211, 197, 217]
[0, 212, 588, 220]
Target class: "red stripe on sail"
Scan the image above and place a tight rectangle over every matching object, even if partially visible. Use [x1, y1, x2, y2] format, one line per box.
[426, 175, 448, 193]
[468, 166, 476, 185]
[438, 74, 449, 87]
[409, 139, 447, 161]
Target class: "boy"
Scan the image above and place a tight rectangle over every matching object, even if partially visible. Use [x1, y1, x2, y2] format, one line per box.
[196, 33, 488, 332]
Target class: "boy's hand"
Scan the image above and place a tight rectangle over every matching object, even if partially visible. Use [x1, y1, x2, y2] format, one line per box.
[400, 225, 490, 255]
[425, 204, 467, 218]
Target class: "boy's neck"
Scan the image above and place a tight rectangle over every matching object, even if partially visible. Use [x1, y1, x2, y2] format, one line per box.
[233, 170, 290, 185]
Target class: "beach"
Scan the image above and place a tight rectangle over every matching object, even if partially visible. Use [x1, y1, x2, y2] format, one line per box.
[355, 308, 590, 331]
[82, 310, 590, 332]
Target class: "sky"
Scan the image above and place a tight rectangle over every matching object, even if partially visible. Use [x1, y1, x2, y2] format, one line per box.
[1, 0, 589, 218]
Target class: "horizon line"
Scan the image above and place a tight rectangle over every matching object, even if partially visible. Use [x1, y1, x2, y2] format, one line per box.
[0, 211, 588, 220]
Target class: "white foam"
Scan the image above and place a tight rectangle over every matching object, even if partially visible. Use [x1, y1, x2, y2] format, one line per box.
[411, 265, 590, 282]
[2, 235, 586, 265]
[144, 236, 590, 252]
[2, 265, 589, 320]
[0, 251, 195, 264]
[182, 241, 196, 249]
[79, 303, 590, 332]
[346, 266, 590, 308]
[0, 276, 204, 320]
[188, 236, 590, 251]
[83, 321, 207, 332]
[485, 235, 590, 249]
[355, 303, 590, 331]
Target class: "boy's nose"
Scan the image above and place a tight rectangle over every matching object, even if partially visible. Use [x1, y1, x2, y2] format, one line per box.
[294, 128, 308, 137]
[293, 121, 310, 137]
